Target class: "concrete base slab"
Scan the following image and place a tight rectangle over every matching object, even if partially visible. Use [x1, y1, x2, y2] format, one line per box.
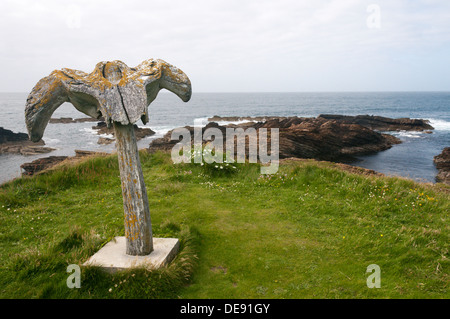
[83, 237, 180, 273]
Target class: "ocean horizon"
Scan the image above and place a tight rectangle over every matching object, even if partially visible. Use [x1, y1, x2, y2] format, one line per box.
[1, 91, 449, 185]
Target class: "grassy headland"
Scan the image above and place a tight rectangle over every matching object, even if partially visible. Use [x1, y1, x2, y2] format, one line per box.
[0, 151, 448, 298]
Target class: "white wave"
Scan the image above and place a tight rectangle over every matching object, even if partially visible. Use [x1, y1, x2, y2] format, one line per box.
[193, 116, 257, 127]
[80, 127, 98, 135]
[193, 117, 210, 127]
[216, 119, 256, 126]
[80, 127, 114, 139]
[151, 126, 173, 137]
[395, 131, 424, 139]
[44, 138, 61, 145]
[98, 133, 114, 139]
[427, 118, 450, 131]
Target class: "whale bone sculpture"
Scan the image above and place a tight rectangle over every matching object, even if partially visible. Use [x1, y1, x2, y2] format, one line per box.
[25, 59, 192, 255]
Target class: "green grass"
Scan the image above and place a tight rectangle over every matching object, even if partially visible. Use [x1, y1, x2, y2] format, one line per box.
[0, 151, 448, 298]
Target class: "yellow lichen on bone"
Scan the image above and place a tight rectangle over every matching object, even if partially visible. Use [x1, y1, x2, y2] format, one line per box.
[25, 58, 191, 145]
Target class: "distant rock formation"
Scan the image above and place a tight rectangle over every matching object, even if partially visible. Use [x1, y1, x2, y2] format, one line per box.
[49, 117, 104, 123]
[208, 115, 434, 132]
[256, 117, 401, 161]
[149, 116, 404, 162]
[317, 114, 434, 131]
[97, 137, 114, 145]
[0, 127, 28, 143]
[208, 115, 285, 122]
[434, 147, 450, 184]
[20, 150, 110, 176]
[91, 121, 155, 144]
[0, 127, 54, 155]
[20, 156, 68, 176]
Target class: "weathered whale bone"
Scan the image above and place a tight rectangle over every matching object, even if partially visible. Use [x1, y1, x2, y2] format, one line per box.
[25, 59, 192, 255]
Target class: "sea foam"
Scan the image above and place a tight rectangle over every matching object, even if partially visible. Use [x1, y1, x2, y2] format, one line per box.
[428, 119, 450, 131]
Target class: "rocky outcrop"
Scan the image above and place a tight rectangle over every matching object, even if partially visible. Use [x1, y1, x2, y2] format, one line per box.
[20, 156, 68, 176]
[1, 143, 55, 156]
[0, 127, 54, 155]
[0, 127, 29, 143]
[92, 121, 155, 144]
[317, 114, 433, 131]
[257, 117, 401, 161]
[434, 147, 450, 184]
[208, 115, 286, 122]
[97, 137, 114, 145]
[149, 116, 402, 162]
[209, 115, 434, 132]
[20, 150, 110, 176]
[49, 117, 104, 123]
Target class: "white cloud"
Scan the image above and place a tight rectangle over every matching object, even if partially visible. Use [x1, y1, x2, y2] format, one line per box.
[1, 0, 449, 92]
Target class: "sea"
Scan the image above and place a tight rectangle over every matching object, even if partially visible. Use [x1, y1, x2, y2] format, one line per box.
[1, 92, 449, 185]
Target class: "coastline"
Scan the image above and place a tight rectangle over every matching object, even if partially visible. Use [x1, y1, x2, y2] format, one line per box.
[1, 91, 449, 186]
[2, 113, 447, 186]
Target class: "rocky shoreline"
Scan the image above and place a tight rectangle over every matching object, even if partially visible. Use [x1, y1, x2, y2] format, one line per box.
[91, 121, 155, 145]
[3, 114, 447, 184]
[1, 116, 156, 178]
[150, 115, 434, 162]
[0, 127, 54, 155]
[148, 114, 449, 184]
[20, 150, 109, 176]
[0, 116, 156, 154]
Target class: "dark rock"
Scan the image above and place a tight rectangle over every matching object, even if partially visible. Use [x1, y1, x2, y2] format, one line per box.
[20, 150, 110, 176]
[91, 121, 155, 141]
[134, 127, 156, 140]
[0, 127, 55, 155]
[49, 117, 73, 124]
[208, 114, 434, 132]
[49, 117, 105, 123]
[208, 115, 287, 122]
[149, 116, 402, 162]
[258, 117, 401, 162]
[317, 114, 434, 131]
[0, 127, 29, 143]
[434, 147, 450, 184]
[98, 137, 114, 145]
[20, 156, 68, 176]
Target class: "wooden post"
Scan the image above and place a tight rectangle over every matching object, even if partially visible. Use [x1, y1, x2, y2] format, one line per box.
[113, 122, 153, 255]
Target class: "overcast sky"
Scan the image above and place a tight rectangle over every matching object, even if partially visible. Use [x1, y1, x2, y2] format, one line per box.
[1, 0, 450, 92]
